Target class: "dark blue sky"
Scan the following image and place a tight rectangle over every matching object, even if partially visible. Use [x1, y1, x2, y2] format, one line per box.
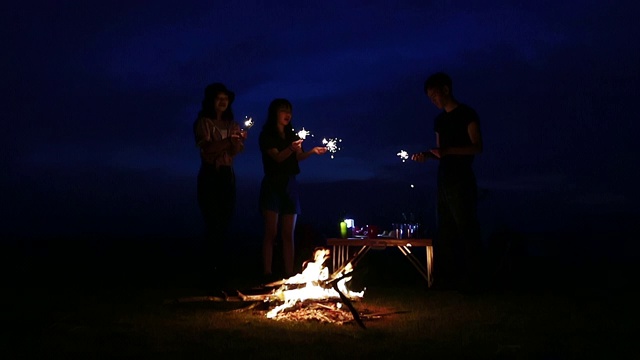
[3, 1, 639, 249]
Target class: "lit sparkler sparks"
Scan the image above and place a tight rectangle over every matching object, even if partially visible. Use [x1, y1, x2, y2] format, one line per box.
[243, 115, 254, 130]
[397, 150, 409, 162]
[322, 137, 342, 159]
[296, 127, 312, 140]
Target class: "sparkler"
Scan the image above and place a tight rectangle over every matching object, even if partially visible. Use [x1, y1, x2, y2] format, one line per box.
[243, 115, 254, 130]
[397, 149, 409, 162]
[295, 127, 312, 140]
[322, 137, 342, 159]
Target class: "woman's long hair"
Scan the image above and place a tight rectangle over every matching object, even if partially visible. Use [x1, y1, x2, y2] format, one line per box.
[261, 98, 293, 137]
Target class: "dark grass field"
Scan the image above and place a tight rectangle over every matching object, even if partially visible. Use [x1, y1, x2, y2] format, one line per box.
[2, 234, 638, 359]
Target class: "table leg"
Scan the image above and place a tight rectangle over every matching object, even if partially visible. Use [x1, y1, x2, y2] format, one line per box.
[398, 246, 429, 283]
[331, 245, 350, 272]
[331, 245, 337, 272]
[426, 245, 433, 287]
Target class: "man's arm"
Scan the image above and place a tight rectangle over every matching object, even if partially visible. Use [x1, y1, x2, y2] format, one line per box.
[432, 122, 482, 158]
[410, 133, 439, 162]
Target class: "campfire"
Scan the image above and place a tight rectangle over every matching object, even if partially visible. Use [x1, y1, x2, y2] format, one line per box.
[239, 247, 365, 324]
[168, 247, 372, 327]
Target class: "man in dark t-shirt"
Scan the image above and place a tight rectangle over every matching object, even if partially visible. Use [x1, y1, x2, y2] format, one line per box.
[411, 72, 483, 292]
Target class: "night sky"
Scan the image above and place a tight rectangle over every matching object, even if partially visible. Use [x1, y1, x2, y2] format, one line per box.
[3, 1, 639, 258]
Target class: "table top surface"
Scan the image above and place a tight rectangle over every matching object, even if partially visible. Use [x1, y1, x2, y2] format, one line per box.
[326, 238, 432, 246]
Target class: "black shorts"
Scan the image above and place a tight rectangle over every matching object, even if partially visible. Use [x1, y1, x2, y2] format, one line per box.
[259, 175, 301, 215]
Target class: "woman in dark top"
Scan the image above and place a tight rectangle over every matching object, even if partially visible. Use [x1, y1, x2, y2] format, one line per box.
[258, 98, 327, 280]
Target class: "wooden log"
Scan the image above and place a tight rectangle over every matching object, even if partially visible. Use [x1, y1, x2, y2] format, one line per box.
[163, 296, 227, 304]
[237, 290, 273, 302]
[331, 281, 366, 329]
[164, 290, 270, 304]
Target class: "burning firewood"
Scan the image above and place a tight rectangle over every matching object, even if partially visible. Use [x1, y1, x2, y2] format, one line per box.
[165, 247, 368, 327]
[256, 300, 353, 324]
[265, 302, 354, 324]
[252, 248, 366, 328]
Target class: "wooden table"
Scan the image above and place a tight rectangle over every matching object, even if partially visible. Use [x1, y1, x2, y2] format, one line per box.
[326, 238, 433, 287]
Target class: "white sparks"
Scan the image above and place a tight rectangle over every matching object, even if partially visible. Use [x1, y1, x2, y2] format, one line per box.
[243, 116, 254, 130]
[296, 127, 312, 140]
[322, 137, 342, 159]
[397, 150, 409, 162]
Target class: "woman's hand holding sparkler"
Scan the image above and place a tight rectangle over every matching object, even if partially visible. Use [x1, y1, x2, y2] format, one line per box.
[230, 129, 246, 144]
[295, 145, 326, 162]
[289, 139, 303, 152]
[235, 115, 253, 142]
[311, 146, 328, 155]
[232, 129, 248, 142]
[292, 127, 342, 159]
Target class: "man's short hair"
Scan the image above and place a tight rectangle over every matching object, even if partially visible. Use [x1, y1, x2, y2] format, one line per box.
[424, 72, 452, 93]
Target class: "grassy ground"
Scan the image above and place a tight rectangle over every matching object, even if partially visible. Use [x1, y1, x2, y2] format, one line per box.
[2, 238, 638, 359]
